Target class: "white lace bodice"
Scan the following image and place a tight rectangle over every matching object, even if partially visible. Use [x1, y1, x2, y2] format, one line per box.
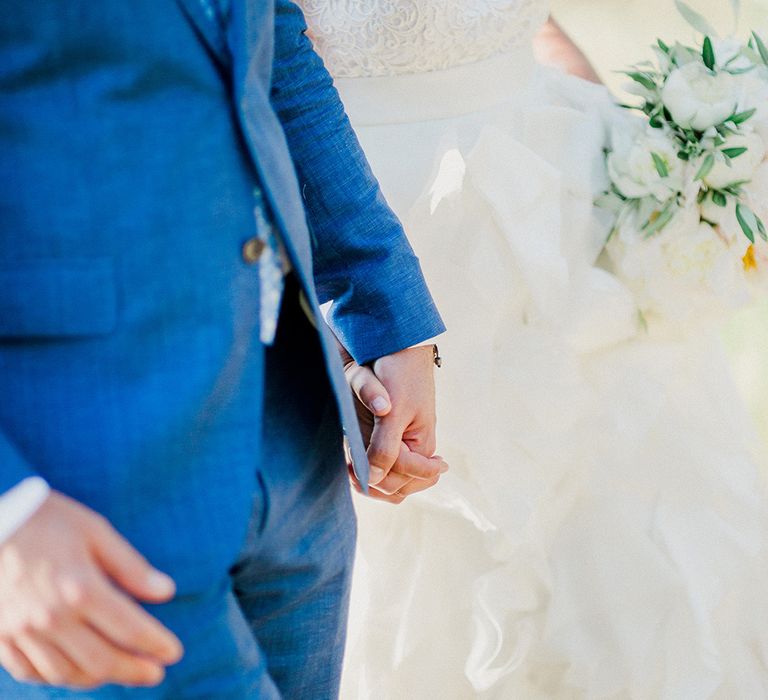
[298, 0, 550, 78]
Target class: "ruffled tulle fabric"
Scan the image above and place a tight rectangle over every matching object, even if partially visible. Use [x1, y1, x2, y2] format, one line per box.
[338, 59, 768, 700]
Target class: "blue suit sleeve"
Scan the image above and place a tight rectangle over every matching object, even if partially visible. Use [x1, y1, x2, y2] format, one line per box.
[0, 432, 36, 495]
[271, 0, 445, 365]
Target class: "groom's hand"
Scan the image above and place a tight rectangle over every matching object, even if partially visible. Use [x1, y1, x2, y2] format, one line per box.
[341, 344, 448, 503]
[0, 492, 183, 689]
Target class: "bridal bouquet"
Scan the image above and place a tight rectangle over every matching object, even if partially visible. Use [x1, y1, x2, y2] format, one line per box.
[598, 1, 768, 325]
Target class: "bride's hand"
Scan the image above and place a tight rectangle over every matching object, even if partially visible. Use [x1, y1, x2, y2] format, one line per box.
[347, 442, 448, 504]
[339, 344, 448, 504]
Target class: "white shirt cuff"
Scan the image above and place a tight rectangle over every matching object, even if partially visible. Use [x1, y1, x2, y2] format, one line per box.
[0, 477, 50, 545]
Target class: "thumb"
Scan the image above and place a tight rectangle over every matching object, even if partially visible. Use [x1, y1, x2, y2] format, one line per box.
[367, 416, 403, 486]
[345, 362, 392, 417]
[89, 516, 176, 603]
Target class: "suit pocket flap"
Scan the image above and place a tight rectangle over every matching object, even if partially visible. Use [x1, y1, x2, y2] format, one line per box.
[0, 258, 117, 338]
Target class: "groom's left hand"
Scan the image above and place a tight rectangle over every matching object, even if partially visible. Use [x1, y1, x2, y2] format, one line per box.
[340, 345, 448, 503]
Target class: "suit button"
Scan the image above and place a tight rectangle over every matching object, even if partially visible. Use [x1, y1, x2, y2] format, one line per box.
[242, 237, 266, 264]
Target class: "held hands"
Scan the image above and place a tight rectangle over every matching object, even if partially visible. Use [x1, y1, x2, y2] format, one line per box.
[0, 492, 183, 689]
[340, 344, 448, 504]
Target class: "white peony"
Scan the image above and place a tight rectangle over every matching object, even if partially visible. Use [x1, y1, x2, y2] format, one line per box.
[661, 62, 739, 131]
[703, 132, 766, 189]
[607, 119, 687, 201]
[607, 204, 750, 325]
[735, 67, 768, 141]
[662, 220, 732, 282]
[712, 38, 753, 72]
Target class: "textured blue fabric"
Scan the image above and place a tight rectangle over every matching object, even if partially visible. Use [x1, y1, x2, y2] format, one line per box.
[1, 0, 268, 590]
[0, 1, 441, 694]
[269, 2, 446, 364]
[0, 258, 117, 338]
[231, 282, 357, 699]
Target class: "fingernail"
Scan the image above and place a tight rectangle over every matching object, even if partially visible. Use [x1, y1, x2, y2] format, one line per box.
[147, 571, 176, 597]
[368, 466, 385, 484]
[439, 462, 449, 473]
[371, 396, 389, 413]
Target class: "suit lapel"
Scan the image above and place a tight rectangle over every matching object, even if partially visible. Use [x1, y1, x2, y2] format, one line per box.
[228, 0, 273, 95]
[175, 0, 231, 70]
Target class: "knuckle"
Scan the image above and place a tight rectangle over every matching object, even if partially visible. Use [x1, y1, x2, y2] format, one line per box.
[348, 364, 367, 385]
[406, 461, 431, 479]
[14, 619, 37, 638]
[368, 448, 397, 468]
[409, 433, 425, 448]
[57, 576, 91, 608]
[31, 606, 61, 633]
[350, 367, 378, 398]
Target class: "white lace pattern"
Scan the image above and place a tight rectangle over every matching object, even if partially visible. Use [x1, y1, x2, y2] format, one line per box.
[299, 0, 550, 78]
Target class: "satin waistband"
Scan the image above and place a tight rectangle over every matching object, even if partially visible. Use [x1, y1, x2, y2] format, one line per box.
[333, 48, 537, 126]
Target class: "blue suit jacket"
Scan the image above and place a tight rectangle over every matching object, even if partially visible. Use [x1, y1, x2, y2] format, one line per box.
[0, 0, 443, 593]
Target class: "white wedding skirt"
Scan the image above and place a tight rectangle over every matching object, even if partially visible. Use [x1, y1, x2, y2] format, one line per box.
[337, 48, 768, 699]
